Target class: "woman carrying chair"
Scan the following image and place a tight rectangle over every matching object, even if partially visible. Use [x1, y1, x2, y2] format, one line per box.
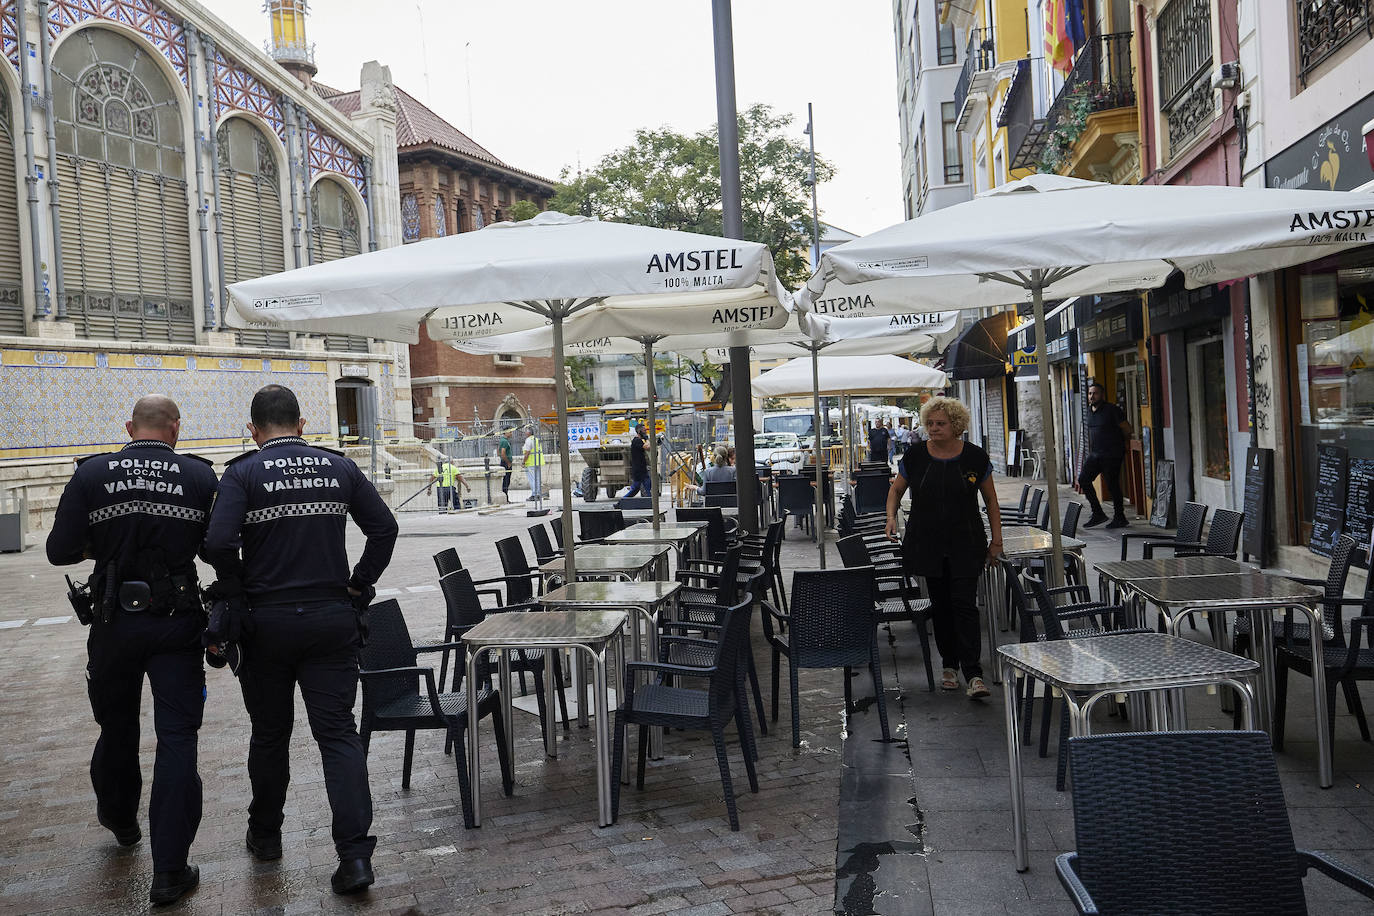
[885, 396, 1003, 699]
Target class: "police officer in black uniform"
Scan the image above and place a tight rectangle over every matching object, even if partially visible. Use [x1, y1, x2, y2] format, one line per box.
[204, 384, 397, 896]
[46, 395, 217, 906]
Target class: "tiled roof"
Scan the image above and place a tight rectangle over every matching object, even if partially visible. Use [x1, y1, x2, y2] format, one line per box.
[311, 81, 552, 188]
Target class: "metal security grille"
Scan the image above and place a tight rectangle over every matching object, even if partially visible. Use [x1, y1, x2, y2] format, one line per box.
[0, 84, 23, 335]
[1297, 0, 1373, 86]
[52, 27, 193, 342]
[310, 178, 368, 353]
[218, 118, 289, 349]
[1157, 0, 1214, 158]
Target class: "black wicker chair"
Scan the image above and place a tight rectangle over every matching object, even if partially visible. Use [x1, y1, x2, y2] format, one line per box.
[659, 590, 768, 739]
[1000, 487, 1044, 526]
[763, 568, 892, 747]
[675, 506, 733, 560]
[1012, 566, 1142, 790]
[1273, 534, 1373, 755]
[999, 484, 1031, 518]
[836, 534, 935, 692]
[611, 594, 759, 831]
[1143, 507, 1243, 560]
[775, 475, 816, 536]
[1119, 500, 1207, 561]
[851, 471, 891, 517]
[736, 517, 787, 609]
[358, 599, 513, 829]
[494, 535, 545, 602]
[527, 523, 561, 566]
[676, 544, 741, 609]
[1024, 502, 1085, 584]
[436, 570, 569, 733]
[1056, 730, 1374, 915]
[433, 547, 463, 578]
[549, 518, 564, 549]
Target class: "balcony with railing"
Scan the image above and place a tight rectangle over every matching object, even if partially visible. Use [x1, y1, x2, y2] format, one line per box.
[1011, 31, 1137, 180]
[953, 28, 997, 130]
[1298, 0, 1372, 85]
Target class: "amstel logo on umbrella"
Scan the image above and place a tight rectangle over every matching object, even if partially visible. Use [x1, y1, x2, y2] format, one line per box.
[646, 247, 750, 291]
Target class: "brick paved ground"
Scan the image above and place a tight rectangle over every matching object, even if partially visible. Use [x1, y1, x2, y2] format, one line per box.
[6, 478, 1374, 915]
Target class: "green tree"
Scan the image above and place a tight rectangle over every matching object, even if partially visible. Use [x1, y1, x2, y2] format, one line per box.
[550, 104, 834, 290]
[509, 199, 541, 222]
[566, 355, 598, 408]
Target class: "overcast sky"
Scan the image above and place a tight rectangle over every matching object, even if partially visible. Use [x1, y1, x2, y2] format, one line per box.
[205, 0, 905, 236]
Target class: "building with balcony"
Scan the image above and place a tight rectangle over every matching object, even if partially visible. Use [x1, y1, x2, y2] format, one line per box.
[1235, 0, 1374, 570]
[893, 0, 973, 217]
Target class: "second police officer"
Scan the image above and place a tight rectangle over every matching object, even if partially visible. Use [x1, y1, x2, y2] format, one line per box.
[46, 395, 218, 907]
[204, 384, 398, 896]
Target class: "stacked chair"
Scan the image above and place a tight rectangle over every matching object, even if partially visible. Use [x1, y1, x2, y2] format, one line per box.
[837, 533, 935, 692]
[1118, 500, 1207, 560]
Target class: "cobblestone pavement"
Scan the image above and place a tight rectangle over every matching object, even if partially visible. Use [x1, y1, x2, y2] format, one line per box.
[0, 495, 850, 916]
[7, 478, 1374, 915]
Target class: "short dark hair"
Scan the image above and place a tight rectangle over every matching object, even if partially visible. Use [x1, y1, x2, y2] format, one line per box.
[1089, 382, 1107, 394]
[251, 384, 301, 429]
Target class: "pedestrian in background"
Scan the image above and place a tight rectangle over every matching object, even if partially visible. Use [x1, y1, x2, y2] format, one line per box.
[46, 395, 218, 906]
[204, 385, 397, 896]
[1078, 382, 1133, 529]
[885, 396, 1002, 699]
[522, 424, 546, 502]
[497, 429, 513, 503]
[624, 422, 652, 497]
[868, 417, 891, 464]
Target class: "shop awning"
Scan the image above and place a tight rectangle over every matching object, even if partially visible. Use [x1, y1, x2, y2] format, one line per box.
[945, 312, 1010, 380]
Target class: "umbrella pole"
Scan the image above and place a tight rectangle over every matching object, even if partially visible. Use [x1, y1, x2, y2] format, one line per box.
[809, 345, 826, 567]
[644, 339, 661, 532]
[551, 306, 577, 582]
[1030, 272, 1065, 586]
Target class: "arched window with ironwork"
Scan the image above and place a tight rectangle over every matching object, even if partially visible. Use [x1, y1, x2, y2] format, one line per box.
[400, 192, 419, 243]
[0, 82, 23, 335]
[310, 176, 368, 351]
[52, 27, 194, 342]
[217, 116, 288, 348]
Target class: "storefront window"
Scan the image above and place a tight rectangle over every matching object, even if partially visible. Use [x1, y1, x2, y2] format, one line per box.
[1299, 256, 1374, 427]
[1294, 247, 1374, 539]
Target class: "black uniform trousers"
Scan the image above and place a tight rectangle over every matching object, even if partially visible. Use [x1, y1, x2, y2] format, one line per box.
[924, 558, 983, 680]
[1078, 451, 1125, 519]
[86, 610, 205, 872]
[238, 600, 375, 860]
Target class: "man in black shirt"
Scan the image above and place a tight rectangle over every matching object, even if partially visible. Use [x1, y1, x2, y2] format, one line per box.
[868, 419, 891, 465]
[1079, 382, 1133, 528]
[624, 423, 652, 497]
[205, 385, 397, 896]
[47, 395, 217, 906]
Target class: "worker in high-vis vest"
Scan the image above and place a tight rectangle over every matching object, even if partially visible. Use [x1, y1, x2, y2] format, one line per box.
[522, 426, 546, 502]
[431, 458, 465, 512]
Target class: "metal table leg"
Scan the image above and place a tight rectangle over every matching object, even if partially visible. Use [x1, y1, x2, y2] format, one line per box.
[498, 649, 516, 762]
[591, 640, 614, 827]
[1002, 658, 1028, 872]
[466, 645, 483, 827]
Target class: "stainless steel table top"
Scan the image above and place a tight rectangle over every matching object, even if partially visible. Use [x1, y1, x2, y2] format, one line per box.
[563, 544, 668, 562]
[539, 555, 658, 576]
[603, 525, 706, 543]
[462, 609, 627, 645]
[1095, 556, 1252, 582]
[1001, 531, 1086, 556]
[539, 581, 682, 604]
[998, 632, 1259, 691]
[1121, 573, 1321, 605]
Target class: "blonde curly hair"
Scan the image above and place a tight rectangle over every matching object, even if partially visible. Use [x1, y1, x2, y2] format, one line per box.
[919, 396, 970, 437]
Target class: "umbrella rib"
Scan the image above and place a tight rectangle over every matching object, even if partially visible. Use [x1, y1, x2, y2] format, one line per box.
[978, 271, 1024, 289]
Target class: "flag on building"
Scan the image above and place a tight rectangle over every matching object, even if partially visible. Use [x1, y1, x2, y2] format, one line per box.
[1044, 0, 1076, 76]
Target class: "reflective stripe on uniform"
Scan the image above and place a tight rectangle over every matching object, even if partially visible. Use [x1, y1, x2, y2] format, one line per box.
[243, 501, 350, 525]
[88, 501, 208, 525]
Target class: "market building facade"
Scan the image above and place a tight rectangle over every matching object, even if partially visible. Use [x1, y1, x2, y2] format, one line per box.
[0, 0, 408, 525]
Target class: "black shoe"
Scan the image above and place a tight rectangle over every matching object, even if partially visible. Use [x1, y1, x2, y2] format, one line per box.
[149, 865, 199, 906]
[245, 827, 282, 861]
[1083, 512, 1109, 528]
[97, 809, 141, 847]
[1105, 515, 1130, 529]
[331, 857, 375, 895]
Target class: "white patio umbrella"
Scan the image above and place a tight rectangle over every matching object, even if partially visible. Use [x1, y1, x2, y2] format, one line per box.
[753, 354, 948, 397]
[798, 173, 1374, 584]
[226, 211, 788, 581]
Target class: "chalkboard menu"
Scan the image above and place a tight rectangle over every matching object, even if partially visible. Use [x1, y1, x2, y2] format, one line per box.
[1243, 447, 1275, 567]
[1310, 443, 1348, 557]
[1346, 458, 1374, 566]
[1151, 460, 1174, 528]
